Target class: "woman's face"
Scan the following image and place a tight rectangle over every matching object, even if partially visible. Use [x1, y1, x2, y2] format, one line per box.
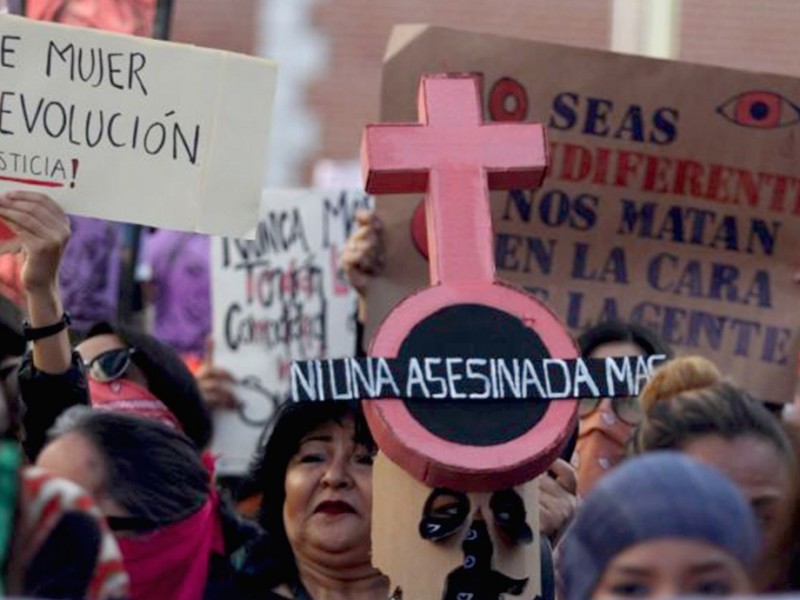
[575, 340, 644, 495]
[283, 414, 374, 566]
[593, 538, 752, 598]
[682, 434, 793, 557]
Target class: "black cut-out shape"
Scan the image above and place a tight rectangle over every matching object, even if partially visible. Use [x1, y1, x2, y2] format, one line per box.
[490, 489, 533, 546]
[419, 488, 470, 542]
[441, 520, 528, 600]
[399, 304, 550, 446]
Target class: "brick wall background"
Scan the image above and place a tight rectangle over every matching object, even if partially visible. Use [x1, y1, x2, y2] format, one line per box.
[170, 0, 259, 53]
[681, 0, 800, 78]
[169, 0, 800, 184]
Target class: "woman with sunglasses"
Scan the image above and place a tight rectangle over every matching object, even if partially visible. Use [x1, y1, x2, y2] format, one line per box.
[75, 320, 213, 449]
[2, 192, 213, 463]
[573, 320, 671, 496]
[4, 192, 263, 592]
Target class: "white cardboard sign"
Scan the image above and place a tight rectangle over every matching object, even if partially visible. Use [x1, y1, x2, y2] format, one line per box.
[0, 14, 277, 237]
[210, 188, 371, 474]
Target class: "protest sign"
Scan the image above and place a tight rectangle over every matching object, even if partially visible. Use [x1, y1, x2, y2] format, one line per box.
[0, 14, 276, 237]
[365, 25, 800, 404]
[210, 188, 371, 474]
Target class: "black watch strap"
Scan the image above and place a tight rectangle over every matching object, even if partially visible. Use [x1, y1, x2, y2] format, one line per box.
[23, 312, 71, 341]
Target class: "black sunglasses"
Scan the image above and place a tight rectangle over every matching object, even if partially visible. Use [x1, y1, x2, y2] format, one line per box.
[579, 395, 642, 425]
[85, 348, 135, 383]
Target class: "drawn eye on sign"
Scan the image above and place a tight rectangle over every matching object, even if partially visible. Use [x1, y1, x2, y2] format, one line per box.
[717, 90, 800, 129]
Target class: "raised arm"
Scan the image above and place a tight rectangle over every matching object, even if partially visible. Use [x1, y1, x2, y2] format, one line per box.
[0, 192, 72, 373]
[0, 192, 87, 460]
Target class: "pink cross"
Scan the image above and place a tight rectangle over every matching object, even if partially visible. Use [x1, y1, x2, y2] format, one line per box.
[361, 74, 548, 286]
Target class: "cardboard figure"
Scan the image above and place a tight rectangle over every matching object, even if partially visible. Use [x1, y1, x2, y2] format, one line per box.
[441, 520, 528, 600]
[361, 74, 572, 599]
[373, 453, 541, 600]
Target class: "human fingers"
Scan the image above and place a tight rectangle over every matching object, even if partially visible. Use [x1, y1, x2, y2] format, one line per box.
[548, 458, 578, 495]
[200, 336, 215, 371]
[0, 196, 69, 243]
[198, 377, 240, 410]
[1, 192, 69, 232]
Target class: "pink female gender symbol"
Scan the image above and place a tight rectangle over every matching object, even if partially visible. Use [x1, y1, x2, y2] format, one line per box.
[362, 74, 578, 491]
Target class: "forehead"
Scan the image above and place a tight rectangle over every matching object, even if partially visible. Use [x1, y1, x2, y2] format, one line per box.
[683, 434, 790, 497]
[36, 432, 106, 494]
[609, 537, 740, 570]
[588, 340, 644, 359]
[299, 414, 357, 443]
[77, 333, 127, 363]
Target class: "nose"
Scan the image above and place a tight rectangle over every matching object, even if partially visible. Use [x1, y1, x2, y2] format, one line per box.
[596, 399, 619, 426]
[321, 455, 354, 489]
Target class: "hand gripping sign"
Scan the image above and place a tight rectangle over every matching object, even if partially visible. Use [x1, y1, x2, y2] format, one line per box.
[360, 73, 575, 492]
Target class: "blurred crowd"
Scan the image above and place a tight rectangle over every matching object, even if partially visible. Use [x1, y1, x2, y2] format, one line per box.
[0, 193, 794, 599]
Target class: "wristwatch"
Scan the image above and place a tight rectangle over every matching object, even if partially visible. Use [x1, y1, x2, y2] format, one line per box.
[23, 312, 71, 341]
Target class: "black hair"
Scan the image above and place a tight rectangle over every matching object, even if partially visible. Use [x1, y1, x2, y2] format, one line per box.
[245, 401, 375, 586]
[0, 294, 25, 359]
[50, 408, 209, 528]
[578, 320, 672, 358]
[85, 321, 212, 449]
[0, 294, 25, 441]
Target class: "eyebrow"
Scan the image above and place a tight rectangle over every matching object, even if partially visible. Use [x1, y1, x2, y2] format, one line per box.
[751, 494, 780, 506]
[299, 435, 334, 445]
[298, 434, 375, 453]
[687, 560, 731, 574]
[608, 566, 651, 577]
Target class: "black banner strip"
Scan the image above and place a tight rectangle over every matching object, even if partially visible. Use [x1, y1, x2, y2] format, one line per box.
[290, 354, 668, 402]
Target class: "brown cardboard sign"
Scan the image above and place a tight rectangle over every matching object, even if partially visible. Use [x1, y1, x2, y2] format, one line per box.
[367, 25, 800, 404]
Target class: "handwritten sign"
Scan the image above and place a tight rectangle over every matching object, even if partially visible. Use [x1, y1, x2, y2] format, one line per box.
[210, 189, 371, 474]
[0, 14, 276, 237]
[367, 25, 800, 405]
